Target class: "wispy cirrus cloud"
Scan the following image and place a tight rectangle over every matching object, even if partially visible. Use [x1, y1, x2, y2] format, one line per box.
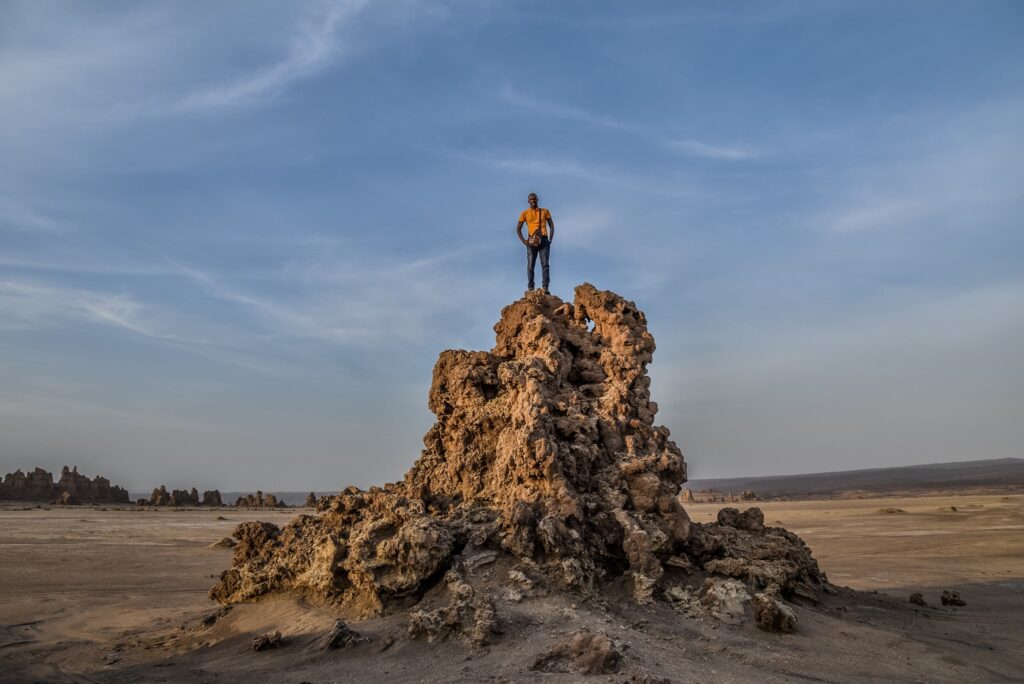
[172, 247, 502, 349]
[667, 139, 759, 161]
[444, 146, 699, 200]
[495, 82, 627, 131]
[813, 99, 1024, 235]
[496, 81, 761, 161]
[0, 198, 68, 234]
[0, 280, 218, 345]
[170, 1, 370, 114]
[0, 0, 445, 133]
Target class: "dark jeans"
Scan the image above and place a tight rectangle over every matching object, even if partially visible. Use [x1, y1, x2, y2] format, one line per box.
[526, 236, 550, 290]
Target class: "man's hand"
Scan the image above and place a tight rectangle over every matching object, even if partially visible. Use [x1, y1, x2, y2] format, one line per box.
[516, 220, 528, 245]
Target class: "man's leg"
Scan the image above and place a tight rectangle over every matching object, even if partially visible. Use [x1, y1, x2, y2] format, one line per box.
[539, 238, 551, 291]
[526, 245, 538, 290]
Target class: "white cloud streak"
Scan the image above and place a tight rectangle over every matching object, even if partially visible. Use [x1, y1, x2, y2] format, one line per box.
[667, 139, 759, 161]
[172, 247, 503, 349]
[496, 82, 761, 161]
[0, 280, 216, 345]
[0, 197, 67, 234]
[170, 1, 369, 114]
[815, 100, 1024, 235]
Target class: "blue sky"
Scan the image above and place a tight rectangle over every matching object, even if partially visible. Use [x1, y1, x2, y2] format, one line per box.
[1, 0, 1022, 491]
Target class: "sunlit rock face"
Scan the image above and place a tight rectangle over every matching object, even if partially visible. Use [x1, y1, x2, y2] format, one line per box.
[210, 284, 822, 620]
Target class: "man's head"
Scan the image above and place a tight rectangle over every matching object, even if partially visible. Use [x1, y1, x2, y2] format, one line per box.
[528, 193, 538, 208]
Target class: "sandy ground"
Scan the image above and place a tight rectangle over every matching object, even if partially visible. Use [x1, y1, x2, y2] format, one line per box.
[1, 493, 1022, 683]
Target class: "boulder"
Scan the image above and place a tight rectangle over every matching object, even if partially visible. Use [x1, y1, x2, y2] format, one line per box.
[251, 631, 282, 651]
[941, 590, 966, 606]
[532, 629, 622, 675]
[321, 619, 368, 649]
[716, 507, 765, 532]
[752, 591, 798, 632]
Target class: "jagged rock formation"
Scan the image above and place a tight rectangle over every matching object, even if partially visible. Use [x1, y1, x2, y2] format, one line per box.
[0, 466, 130, 504]
[146, 485, 223, 506]
[691, 488, 760, 503]
[0, 467, 55, 501]
[211, 285, 825, 631]
[233, 491, 285, 508]
[56, 466, 129, 503]
[172, 488, 201, 506]
[305, 492, 318, 508]
[150, 486, 170, 506]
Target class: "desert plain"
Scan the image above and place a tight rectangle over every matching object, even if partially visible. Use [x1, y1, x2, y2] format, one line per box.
[2, 491, 1022, 683]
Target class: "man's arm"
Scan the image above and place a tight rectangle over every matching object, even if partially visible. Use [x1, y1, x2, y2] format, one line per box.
[546, 214, 555, 242]
[516, 220, 528, 245]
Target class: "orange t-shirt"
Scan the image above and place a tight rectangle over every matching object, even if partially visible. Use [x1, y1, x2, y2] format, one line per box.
[519, 207, 551, 237]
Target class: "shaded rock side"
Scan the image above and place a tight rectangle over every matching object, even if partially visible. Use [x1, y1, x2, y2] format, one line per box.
[210, 284, 823, 618]
[146, 485, 223, 507]
[1, 466, 130, 504]
[0, 467, 55, 501]
[231, 491, 286, 508]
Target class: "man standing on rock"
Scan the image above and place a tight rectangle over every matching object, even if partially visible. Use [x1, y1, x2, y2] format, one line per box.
[516, 192, 555, 294]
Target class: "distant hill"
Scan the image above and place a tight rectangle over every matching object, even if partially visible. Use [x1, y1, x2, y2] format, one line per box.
[686, 457, 1024, 500]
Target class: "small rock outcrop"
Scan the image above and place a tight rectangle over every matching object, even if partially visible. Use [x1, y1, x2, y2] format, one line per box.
[149, 486, 170, 506]
[532, 629, 622, 675]
[941, 590, 966, 606]
[55, 466, 130, 503]
[232, 492, 286, 508]
[210, 285, 824, 632]
[202, 490, 223, 507]
[752, 590, 798, 632]
[171, 488, 201, 506]
[251, 631, 282, 651]
[0, 466, 130, 504]
[321, 619, 368, 649]
[305, 492, 318, 508]
[146, 485, 223, 507]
